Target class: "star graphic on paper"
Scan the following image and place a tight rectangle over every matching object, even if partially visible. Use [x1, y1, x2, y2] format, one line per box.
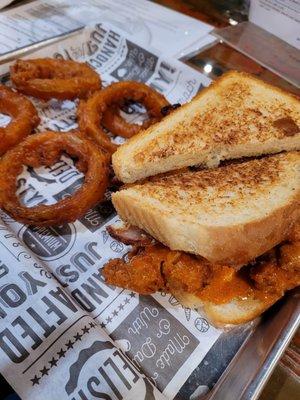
[82, 325, 89, 334]
[89, 322, 95, 328]
[129, 292, 136, 298]
[57, 348, 66, 358]
[112, 310, 118, 317]
[74, 332, 82, 341]
[124, 297, 130, 304]
[30, 375, 40, 386]
[40, 366, 49, 376]
[49, 357, 58, 368]
[118, 303, 124, 311]
[100, 322, 106, 328]
[65, 340, 74, 350]
[106, 316, 112, 323]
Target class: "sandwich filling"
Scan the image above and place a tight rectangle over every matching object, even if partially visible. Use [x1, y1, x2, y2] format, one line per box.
[103, 224, 300, 306]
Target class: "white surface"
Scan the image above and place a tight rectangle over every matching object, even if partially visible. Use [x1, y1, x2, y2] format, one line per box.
[0, 0, 213, 57]
[249, 0, 300, 50]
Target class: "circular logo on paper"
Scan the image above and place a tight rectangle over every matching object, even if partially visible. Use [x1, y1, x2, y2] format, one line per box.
[19, 224, 76, 261]
[194, 317, 210, 333]
[110, 240, 124, 253]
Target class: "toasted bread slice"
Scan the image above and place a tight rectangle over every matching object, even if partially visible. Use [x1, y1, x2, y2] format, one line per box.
[113, 71, 300, 183]
[173, 291, 275, 327]
[112, 152, 300, 266]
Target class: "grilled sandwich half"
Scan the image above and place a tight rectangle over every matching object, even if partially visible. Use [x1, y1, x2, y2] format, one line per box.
[113, 71, 300, 183]
[112, 152, 300, 266]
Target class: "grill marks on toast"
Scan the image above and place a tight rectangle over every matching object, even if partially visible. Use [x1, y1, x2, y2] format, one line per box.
[113, 71, 300, 183]
[135, 82, 298, 163]
[122, 153, 298, 220]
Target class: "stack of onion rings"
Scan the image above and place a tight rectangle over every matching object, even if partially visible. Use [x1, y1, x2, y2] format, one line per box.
[10, 58, 101, 100]
[77, 81, 169, 153]
[0, 131, 109, 226]
[0, 85, 39, 155]
[0, 58, 173, 226]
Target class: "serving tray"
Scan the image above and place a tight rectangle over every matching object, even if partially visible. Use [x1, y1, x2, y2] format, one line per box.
[0, 20, 299, 400]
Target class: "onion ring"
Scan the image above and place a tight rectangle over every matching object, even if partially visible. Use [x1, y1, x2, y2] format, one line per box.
[10, 58, 101, 100]
[0, 85, 39, 155]
[102, 94, 169, 138]
[0, 131, 109, 226]
[102, 101, 181, 139]
[77, 81, 169, 152]
[102, 100, 179, 138]
[101, 105, 146, 138]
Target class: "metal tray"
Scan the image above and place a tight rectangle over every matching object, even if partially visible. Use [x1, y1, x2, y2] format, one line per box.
[0, 28, 299, 400]
[207, 290, 299, 400]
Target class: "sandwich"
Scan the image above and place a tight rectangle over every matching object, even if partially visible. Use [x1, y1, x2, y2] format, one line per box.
[104, 153, 299, 326]
[103, 223, 299, 326]
[112, 70, 300, 183]
[103, 72, 300, 326]
[111, 152, 299, 266]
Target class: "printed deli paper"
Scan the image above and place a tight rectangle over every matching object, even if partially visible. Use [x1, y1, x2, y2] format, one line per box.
[0, 24, 222, 400]
[0, 0, 212, 59]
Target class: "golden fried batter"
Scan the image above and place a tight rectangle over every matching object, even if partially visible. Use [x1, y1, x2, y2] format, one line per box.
[103, 245, 169, 294]
[103, 237, 300, 305]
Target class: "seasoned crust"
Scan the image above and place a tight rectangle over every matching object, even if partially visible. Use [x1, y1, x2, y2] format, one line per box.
[113, 70, 300, 183]
[135, 154, 289, 217]
[112, 152, 300, 265]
